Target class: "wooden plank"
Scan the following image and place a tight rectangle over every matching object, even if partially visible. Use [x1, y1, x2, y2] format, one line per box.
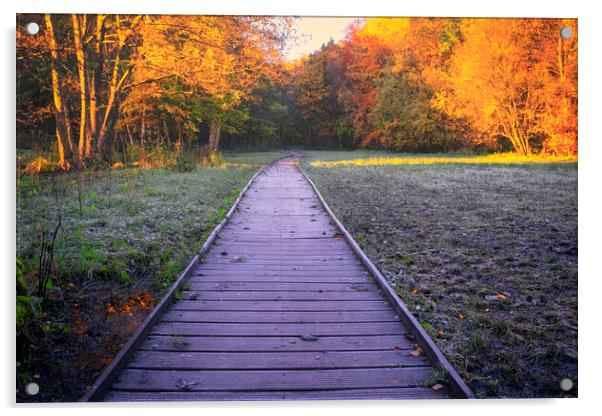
[186, 282, 378, 292]
[196, 264, 366, 272]
[127, 350, 429, 370]
[161, 310, 399, 323]
[211, 239, 348, 247]
[149, 321, 406, 336]
[104, 387, 447, 401]
[214, 238, 340, 243]
[202, 259, 361, 266]
[193, 271, 371, 278]
[140, 334, 414, 352]
[111, 367, 432, 392]
[180, 290, 383, 301]
[203, 254, 358, 261]
[188, 276, 372, 284]
[171, 300, 391, 311]
[208, 249, 354, 255]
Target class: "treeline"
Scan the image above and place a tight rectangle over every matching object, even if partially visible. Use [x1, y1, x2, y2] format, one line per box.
[283, 18, 578, 155]
[17, 16, 577, 171]
[17, 14, 292, 170]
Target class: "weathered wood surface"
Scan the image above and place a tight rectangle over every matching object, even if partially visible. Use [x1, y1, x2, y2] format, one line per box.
[93, 155, 470, 401]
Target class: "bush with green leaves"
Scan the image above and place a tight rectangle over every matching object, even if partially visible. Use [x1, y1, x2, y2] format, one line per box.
[371, 73, 466, 152]
[175, 153, 197, 172]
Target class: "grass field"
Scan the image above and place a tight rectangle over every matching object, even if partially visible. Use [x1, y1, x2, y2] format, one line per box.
[303, 150, 578, 398]
[16, 151, 286, 402]
[16, 149, 577, 400]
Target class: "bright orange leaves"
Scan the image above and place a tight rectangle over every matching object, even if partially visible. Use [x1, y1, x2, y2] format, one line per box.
[293, 17, 578, 155]
[106, 292, 154, 316]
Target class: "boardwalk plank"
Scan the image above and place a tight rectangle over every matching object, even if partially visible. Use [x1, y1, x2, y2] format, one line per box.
[150, 321, 406, 336]
[139, 334, 415, 352]
[161, 310, 400, 323]
[186, 282, 378, 292]
[171, 300, 391, 311]
[111, 367, 432, 392]
[188, 276, 373, 284]
[127, 350, 429, 370]
[193, 271, 371, 278]
[104, 387, 447, 401]
[184, 290, 383, 301]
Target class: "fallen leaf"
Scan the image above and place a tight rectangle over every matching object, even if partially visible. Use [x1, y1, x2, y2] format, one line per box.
[497, 293, 507, 300]
[175, 379, 198, 391]
[299, 335, 319, 342]
[432, 383, 445, 391]
[458, 313, 465, 320]
[411, 287, 419, 295]
[409, 346, 423, 357]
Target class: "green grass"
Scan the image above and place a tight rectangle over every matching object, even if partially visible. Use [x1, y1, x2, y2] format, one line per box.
[302, 150, 577, 398]
[220, 150, 290, 166]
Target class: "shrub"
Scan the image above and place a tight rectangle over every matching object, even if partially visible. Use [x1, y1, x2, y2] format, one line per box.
[23, 157, 59, 174]
[16, 258, 27, 296]
[175, 153, 197, 172]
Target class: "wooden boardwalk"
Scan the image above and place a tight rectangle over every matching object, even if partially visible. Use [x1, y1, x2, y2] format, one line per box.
[84, 155, 472, 402]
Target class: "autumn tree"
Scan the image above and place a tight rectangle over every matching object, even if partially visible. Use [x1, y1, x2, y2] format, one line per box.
[445, 18, 577, 155]
[120, 15, 291, 155]
[293, 40, 353, 148]
[28, 14, 143, 168]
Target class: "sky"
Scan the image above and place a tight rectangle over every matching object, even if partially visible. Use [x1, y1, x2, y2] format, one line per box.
[284, 17, 360, 61]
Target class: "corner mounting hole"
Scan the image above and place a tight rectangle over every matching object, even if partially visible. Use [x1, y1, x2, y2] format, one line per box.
[26, 22, 40, 35]
[559, 378, 574, 391]
[560, 27, 573, 39]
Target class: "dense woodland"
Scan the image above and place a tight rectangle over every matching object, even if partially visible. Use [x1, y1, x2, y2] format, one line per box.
[17, 15, 577, 172]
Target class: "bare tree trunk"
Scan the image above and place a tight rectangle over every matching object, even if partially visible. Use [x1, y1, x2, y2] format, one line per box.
[88, 14, 106, 159]
[97, 45, 120, 154]
[208, 120, 221, 154]
[72, 14, 87, 165]
[175, 124, 183, 155]
[97, 15, 142, 156]
[45, 14, 73, 170]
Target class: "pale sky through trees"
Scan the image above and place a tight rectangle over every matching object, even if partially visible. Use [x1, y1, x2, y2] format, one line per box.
[285, 17, 359, 61]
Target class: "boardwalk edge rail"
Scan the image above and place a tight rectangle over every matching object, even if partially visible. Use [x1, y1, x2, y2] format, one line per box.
[298, 162, 475, 399]
[80, 155, 294, 402]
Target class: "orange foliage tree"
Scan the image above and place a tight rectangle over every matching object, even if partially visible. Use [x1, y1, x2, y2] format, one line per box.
[445, 18, 577, 155]
[120, 15, 291, 155]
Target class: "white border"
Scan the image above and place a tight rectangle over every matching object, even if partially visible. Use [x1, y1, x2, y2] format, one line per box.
[3, 1, 601, 415]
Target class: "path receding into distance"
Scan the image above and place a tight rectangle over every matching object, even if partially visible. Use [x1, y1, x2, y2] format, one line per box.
[100, 155, 463, 401]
